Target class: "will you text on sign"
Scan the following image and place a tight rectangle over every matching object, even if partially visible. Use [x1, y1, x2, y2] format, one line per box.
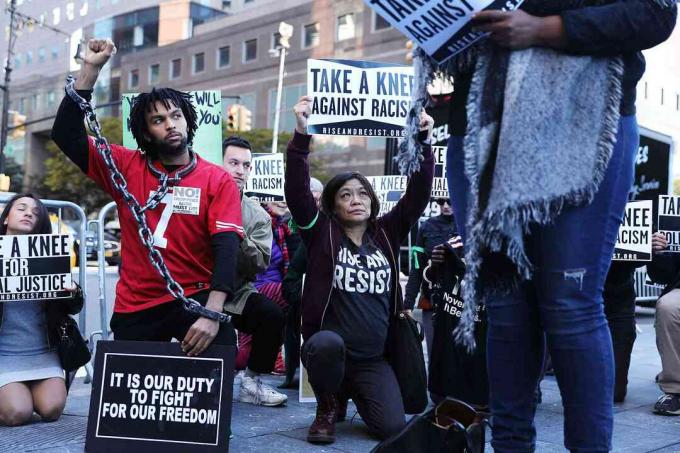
[614, 200, 653, 261]
[307, 59, 414, 137]
[365, 0, 525, 63]
[0, 234, 72, 302]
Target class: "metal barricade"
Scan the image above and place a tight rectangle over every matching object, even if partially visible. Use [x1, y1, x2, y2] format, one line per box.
[97, 201, 117, 340]
[635, 266, 663, 305]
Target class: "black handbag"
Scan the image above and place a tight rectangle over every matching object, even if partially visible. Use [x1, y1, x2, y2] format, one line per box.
[371, 398, 487, 453]
[57, 316, 91, 372]
[386, 311, 428, 414]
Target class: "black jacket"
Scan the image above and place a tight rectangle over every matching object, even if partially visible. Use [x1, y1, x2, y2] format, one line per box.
[0, 288, 84, 351]
[450, 0, 678, 135]
[404, 214, 458, 310]
[647, 252, 680, 297]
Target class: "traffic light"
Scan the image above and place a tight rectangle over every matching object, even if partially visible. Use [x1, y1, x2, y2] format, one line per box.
[238, 106, 252, 132]
[8, 110, 26, 139]
[227, 105, 240, 131]
[405, 40, 414, 64]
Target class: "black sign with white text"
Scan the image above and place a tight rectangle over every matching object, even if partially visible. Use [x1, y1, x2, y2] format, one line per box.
[86, 341, 235, 452]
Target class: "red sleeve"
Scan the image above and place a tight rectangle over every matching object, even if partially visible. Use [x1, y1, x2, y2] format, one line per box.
[86, 136, 135, 198]
[209, 172, 244, 238]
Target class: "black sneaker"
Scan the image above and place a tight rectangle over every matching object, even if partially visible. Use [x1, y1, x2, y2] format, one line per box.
[654, 393, 680, 416]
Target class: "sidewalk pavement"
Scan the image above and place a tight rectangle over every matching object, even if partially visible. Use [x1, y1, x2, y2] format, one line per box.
[1, 309, 680, 452]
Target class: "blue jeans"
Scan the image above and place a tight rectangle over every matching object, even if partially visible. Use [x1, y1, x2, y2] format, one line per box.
[446, 116, 639, 452]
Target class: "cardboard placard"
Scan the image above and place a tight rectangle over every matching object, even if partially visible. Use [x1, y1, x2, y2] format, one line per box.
[86, 341, 235, 452]
[658, 195, 680, 253]
[364, 0, 525, 63]
[243, 153, 285, 202]
[307, 59, 414, 137]
[122, 91, 223, 165]
[367, 175, 407, 216]
[613, 200, 653, 261]
[0, 234, 72, 302]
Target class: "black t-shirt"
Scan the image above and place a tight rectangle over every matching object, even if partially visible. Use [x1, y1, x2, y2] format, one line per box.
[323, 235, 392, 360]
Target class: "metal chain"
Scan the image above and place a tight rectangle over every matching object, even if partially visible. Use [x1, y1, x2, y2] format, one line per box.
[65, 76, 230, 323]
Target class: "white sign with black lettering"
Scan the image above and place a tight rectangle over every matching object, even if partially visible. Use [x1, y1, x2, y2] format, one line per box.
[364, 0, 525, 63]
[244, 153, 285, 202]
[368, 175, 407, 216]
[613, 200, 653, 261]
[307, 59, 414, 137]
[658, 195, 680, 253]
[0, 234, 72, 302]
[172, 187, 201, 216]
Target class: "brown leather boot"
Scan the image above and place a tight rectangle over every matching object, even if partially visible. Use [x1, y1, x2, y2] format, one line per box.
[307, 393, 337, 444]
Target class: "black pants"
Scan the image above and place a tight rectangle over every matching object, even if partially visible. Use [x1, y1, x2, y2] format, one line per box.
[231, 292, 285, 374]
[603, 289, 637, 400]
[301, 330, 405, 440]
[110, 291, 236, 346]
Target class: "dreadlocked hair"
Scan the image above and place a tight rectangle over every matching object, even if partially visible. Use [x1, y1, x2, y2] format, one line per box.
[129, 87, 198, 159]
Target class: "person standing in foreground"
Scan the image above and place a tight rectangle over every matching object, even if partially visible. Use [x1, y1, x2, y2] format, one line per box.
[51, 39, 242, 354]
[286, 96, 434, 444]
[222, 136, 288, 406]
[442, 3, 677, 451]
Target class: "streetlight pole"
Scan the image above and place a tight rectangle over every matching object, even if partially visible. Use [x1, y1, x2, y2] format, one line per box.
[270, 22, 293, 154]
[0, 0, 18, 175]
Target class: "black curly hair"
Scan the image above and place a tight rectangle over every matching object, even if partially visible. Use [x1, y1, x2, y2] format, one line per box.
[129, 88, 198, 159]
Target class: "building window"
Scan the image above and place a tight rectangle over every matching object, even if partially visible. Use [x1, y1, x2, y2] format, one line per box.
[193, 52, 205, 74]
[170, 58, 182, 79]
[676, 94, 679, 112]
[38, 47, 46, 63]
[52, 7, 61, 25]
[52, 46, 59, 59]
[303, 23, 320, 49]
[149, 63, 160, 85]
[66, 2, 75, 20]
[47, 90, 56, 108]
[268, 84, 305, 130]
[272, 32, 281, 49]
[129, 69, 139, 88]
[661, 88, 665, 106]
[243, 39, 257, 62]
[372, 11, 391, 31]
[217, 46, 230, 68]
[26, 51, 33, 65]
[14, 54, 20, 69]
[337, 13, 355, 41]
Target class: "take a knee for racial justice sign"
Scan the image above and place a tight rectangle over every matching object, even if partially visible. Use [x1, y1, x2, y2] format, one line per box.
[658, 195, 680, 252]
[365, 0, 525, 63]
[86, 341, 235, 452]
[613, 200, 653, 261]
[244, 153, 285, 201]
[0, 234, 72, 302]
[307, 59, 414, 137]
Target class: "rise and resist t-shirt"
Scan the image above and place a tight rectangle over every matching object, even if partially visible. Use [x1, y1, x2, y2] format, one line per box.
[323, 235, 392, 360]
[86, 137, 243, 313]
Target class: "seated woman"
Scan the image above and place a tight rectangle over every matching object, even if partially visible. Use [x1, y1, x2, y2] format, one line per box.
[0, 193, 84, 426]
[285, 96, 434, 443]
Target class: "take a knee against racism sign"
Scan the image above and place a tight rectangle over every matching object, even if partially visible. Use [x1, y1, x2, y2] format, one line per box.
[364, 0, 525, 63]
[0, 234, 72, 301]
[613, 200, 653, 261]
[244, 153, 285, 202]
[86, 341, 235, 452]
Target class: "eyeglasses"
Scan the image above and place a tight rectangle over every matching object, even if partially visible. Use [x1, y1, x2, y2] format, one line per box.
[435, 199, 450, 206]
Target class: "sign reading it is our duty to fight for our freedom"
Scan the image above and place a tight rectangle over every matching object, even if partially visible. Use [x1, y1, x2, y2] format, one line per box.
[613, 200, 653, 261]
[0, 234, 72, 302]
[365, 0, 525, 63]
[122, 91, 223, 165]
[244, 153, 285, 202]
[658, 195, 680, 253]
[307, 59, 414, 137]
[86, 341, 235, 452]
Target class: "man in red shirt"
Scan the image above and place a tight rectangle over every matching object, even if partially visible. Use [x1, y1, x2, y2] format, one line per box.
[51, 39, 242, 356]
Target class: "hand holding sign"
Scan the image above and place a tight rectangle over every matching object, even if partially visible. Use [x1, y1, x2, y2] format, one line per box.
[419, 110, 435, 141]
[472, 10, 567, 50]
[653, 232, 669, 255]
[294, 96, 313, 135]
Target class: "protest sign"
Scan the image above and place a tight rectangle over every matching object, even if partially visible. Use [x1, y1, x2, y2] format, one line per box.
[658, 195, 680, 253]
[307, 59, 414, 137]
[244, 153, 285, 201]
[630, 127, 674, 202]
[365, 0, 525, 63]
[0, 234, 72, 302]
[367, 175, 407, 216]
[613, 200, 653, 261]
[432, 146, 448, 200]
[122, 91, 222, 165]
[86, 341, 235, 452]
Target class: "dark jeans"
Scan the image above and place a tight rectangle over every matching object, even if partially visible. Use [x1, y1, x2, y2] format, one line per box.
[447, 115, 639, 452]
[301, 330, 405, 440]
[231, 292, 285, 374]
[110, 291, 236, 346]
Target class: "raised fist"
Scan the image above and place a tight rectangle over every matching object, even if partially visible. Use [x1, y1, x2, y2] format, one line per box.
[80, 39, 116, 69]
[293, 95, 312, 135]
